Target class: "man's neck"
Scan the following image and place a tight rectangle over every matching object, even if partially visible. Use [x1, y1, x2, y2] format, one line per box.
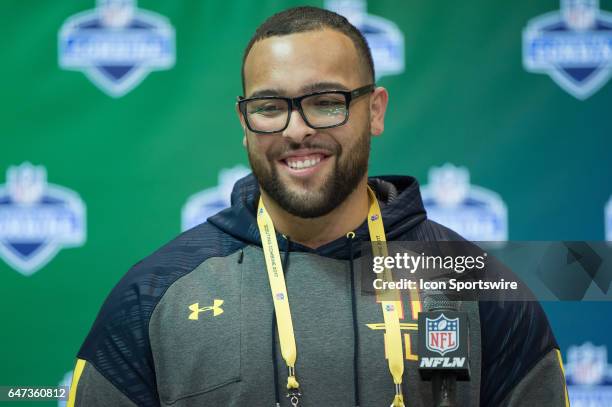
[259, 179, 370, 249]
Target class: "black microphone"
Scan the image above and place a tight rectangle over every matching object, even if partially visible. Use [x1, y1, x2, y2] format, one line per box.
[418, 292, 471, 407]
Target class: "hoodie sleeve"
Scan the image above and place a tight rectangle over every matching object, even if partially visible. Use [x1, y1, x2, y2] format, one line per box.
[69, 262, 161, 406]
[479, 300, 569, 407]
[499, 349, 569, 407]
[68, 222, 247, 407]
[67, 359, 138, 407]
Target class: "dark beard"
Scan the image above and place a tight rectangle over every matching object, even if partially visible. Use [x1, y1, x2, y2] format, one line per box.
[247, 130, 370, 218]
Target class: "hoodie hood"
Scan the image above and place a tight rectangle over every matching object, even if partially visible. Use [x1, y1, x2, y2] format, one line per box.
[207, 173, 427, 259]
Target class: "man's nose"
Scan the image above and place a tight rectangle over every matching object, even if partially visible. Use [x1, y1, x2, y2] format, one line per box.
[281, 109, 314, 143]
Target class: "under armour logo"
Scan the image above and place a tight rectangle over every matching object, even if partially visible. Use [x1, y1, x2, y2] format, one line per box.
[188, 299, 224, 320]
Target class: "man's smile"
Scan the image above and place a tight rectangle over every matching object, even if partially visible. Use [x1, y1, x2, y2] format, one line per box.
[277, 150, 333, 178]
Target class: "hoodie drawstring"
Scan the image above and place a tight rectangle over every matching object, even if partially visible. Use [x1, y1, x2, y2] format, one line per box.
[347, 232, 361, 407]
[271, 235, 361, 406]
[273, 236, 292, 406]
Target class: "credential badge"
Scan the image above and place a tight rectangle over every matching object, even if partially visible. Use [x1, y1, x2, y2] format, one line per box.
[0, 163, 86, 276]
[59, 0, 175, 97]
[523, 0, 612, 99]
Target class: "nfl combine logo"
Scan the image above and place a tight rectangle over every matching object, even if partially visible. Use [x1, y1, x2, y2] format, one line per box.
[58, 0, 175, 97]
[421, 163, 508, 242]
[181, 166, 251, 231]
[426, 314, 459, 356]
[325, 0, 404, 80]
[523, 0, 612, 99]
[0, 163, 86, 276]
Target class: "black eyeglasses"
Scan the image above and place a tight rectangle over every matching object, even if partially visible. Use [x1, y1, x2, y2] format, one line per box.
[237, 84, 375, 134]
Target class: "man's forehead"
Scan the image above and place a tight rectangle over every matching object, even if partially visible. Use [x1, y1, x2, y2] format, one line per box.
[243, 29, 363, 96]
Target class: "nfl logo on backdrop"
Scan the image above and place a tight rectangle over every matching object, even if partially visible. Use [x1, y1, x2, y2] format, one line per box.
[325, 0, 404, 80]
[59, 0, 175, 97]
[182, 165, 251, 231]
[565, 343, 612, 406]
[606, 196, 612, 241]
[421, 163, 508, 241]
[426, 314, 459, 356]
[0, 163, 86, 276]
[523, 0, 612, 99]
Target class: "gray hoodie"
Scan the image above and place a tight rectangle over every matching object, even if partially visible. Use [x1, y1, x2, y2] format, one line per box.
[70, 175, 568, 406]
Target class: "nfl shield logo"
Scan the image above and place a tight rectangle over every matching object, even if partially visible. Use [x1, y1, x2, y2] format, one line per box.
[58, 0, 175, 97]
[426, 314, 459, 356]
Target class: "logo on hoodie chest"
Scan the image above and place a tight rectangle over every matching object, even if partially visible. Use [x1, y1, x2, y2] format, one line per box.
[188, 299, 224, 320]
[366, 293, 421, 361]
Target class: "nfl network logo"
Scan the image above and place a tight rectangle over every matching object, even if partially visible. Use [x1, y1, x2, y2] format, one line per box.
[421, 163, 508, 241]
[565, 342, 612, 406]
[58, 0, 175, 98]
[0, 163, 86, 276]
[181, 165, 251, 231]
[426, 314, 459, 356]
[523, 0, 612, 99]
[605, 196, 612, 241]
[325, 0, 404, 80]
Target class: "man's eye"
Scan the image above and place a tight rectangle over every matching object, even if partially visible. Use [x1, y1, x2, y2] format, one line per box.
[312, 99, 345, 115]
[250, 104, 283, 116]
[315, 99, 344, 108]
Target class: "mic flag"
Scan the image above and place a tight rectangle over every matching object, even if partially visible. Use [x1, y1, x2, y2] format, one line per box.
[418, 310, 471, 381]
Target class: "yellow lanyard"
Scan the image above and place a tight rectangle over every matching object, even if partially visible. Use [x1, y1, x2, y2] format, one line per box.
[366, 187, 405, 407]
[257, 186, 405, 407]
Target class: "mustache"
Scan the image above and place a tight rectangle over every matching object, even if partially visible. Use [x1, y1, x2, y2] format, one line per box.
[269, 140, 341, 159]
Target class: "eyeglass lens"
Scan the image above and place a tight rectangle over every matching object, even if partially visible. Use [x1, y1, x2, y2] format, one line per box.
[245, 92, 348, 132]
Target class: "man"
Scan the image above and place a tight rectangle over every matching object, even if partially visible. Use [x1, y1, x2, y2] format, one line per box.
[68, 6, 569, 407]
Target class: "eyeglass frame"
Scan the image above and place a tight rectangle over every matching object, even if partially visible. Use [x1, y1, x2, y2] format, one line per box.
[237, 84, 376, 134]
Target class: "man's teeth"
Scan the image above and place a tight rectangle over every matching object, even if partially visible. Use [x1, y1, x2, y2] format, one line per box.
[286, 157, 322, 169]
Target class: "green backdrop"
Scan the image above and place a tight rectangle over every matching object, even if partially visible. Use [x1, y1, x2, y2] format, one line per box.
[1, 0, 611, 405]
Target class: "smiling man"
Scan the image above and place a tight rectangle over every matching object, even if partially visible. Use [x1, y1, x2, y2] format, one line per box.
[238, 24, 383, 246]
[68, 6, 569, 407]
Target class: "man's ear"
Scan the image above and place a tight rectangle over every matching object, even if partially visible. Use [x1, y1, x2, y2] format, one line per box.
[369, 87, 389, 136]
[235, 103, 248, 147]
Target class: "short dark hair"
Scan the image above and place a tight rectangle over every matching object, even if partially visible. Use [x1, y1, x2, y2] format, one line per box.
[241, 6, 375, 93]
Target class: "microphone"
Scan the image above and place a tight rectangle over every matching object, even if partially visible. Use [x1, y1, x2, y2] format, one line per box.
[418, 292, 471, 407]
